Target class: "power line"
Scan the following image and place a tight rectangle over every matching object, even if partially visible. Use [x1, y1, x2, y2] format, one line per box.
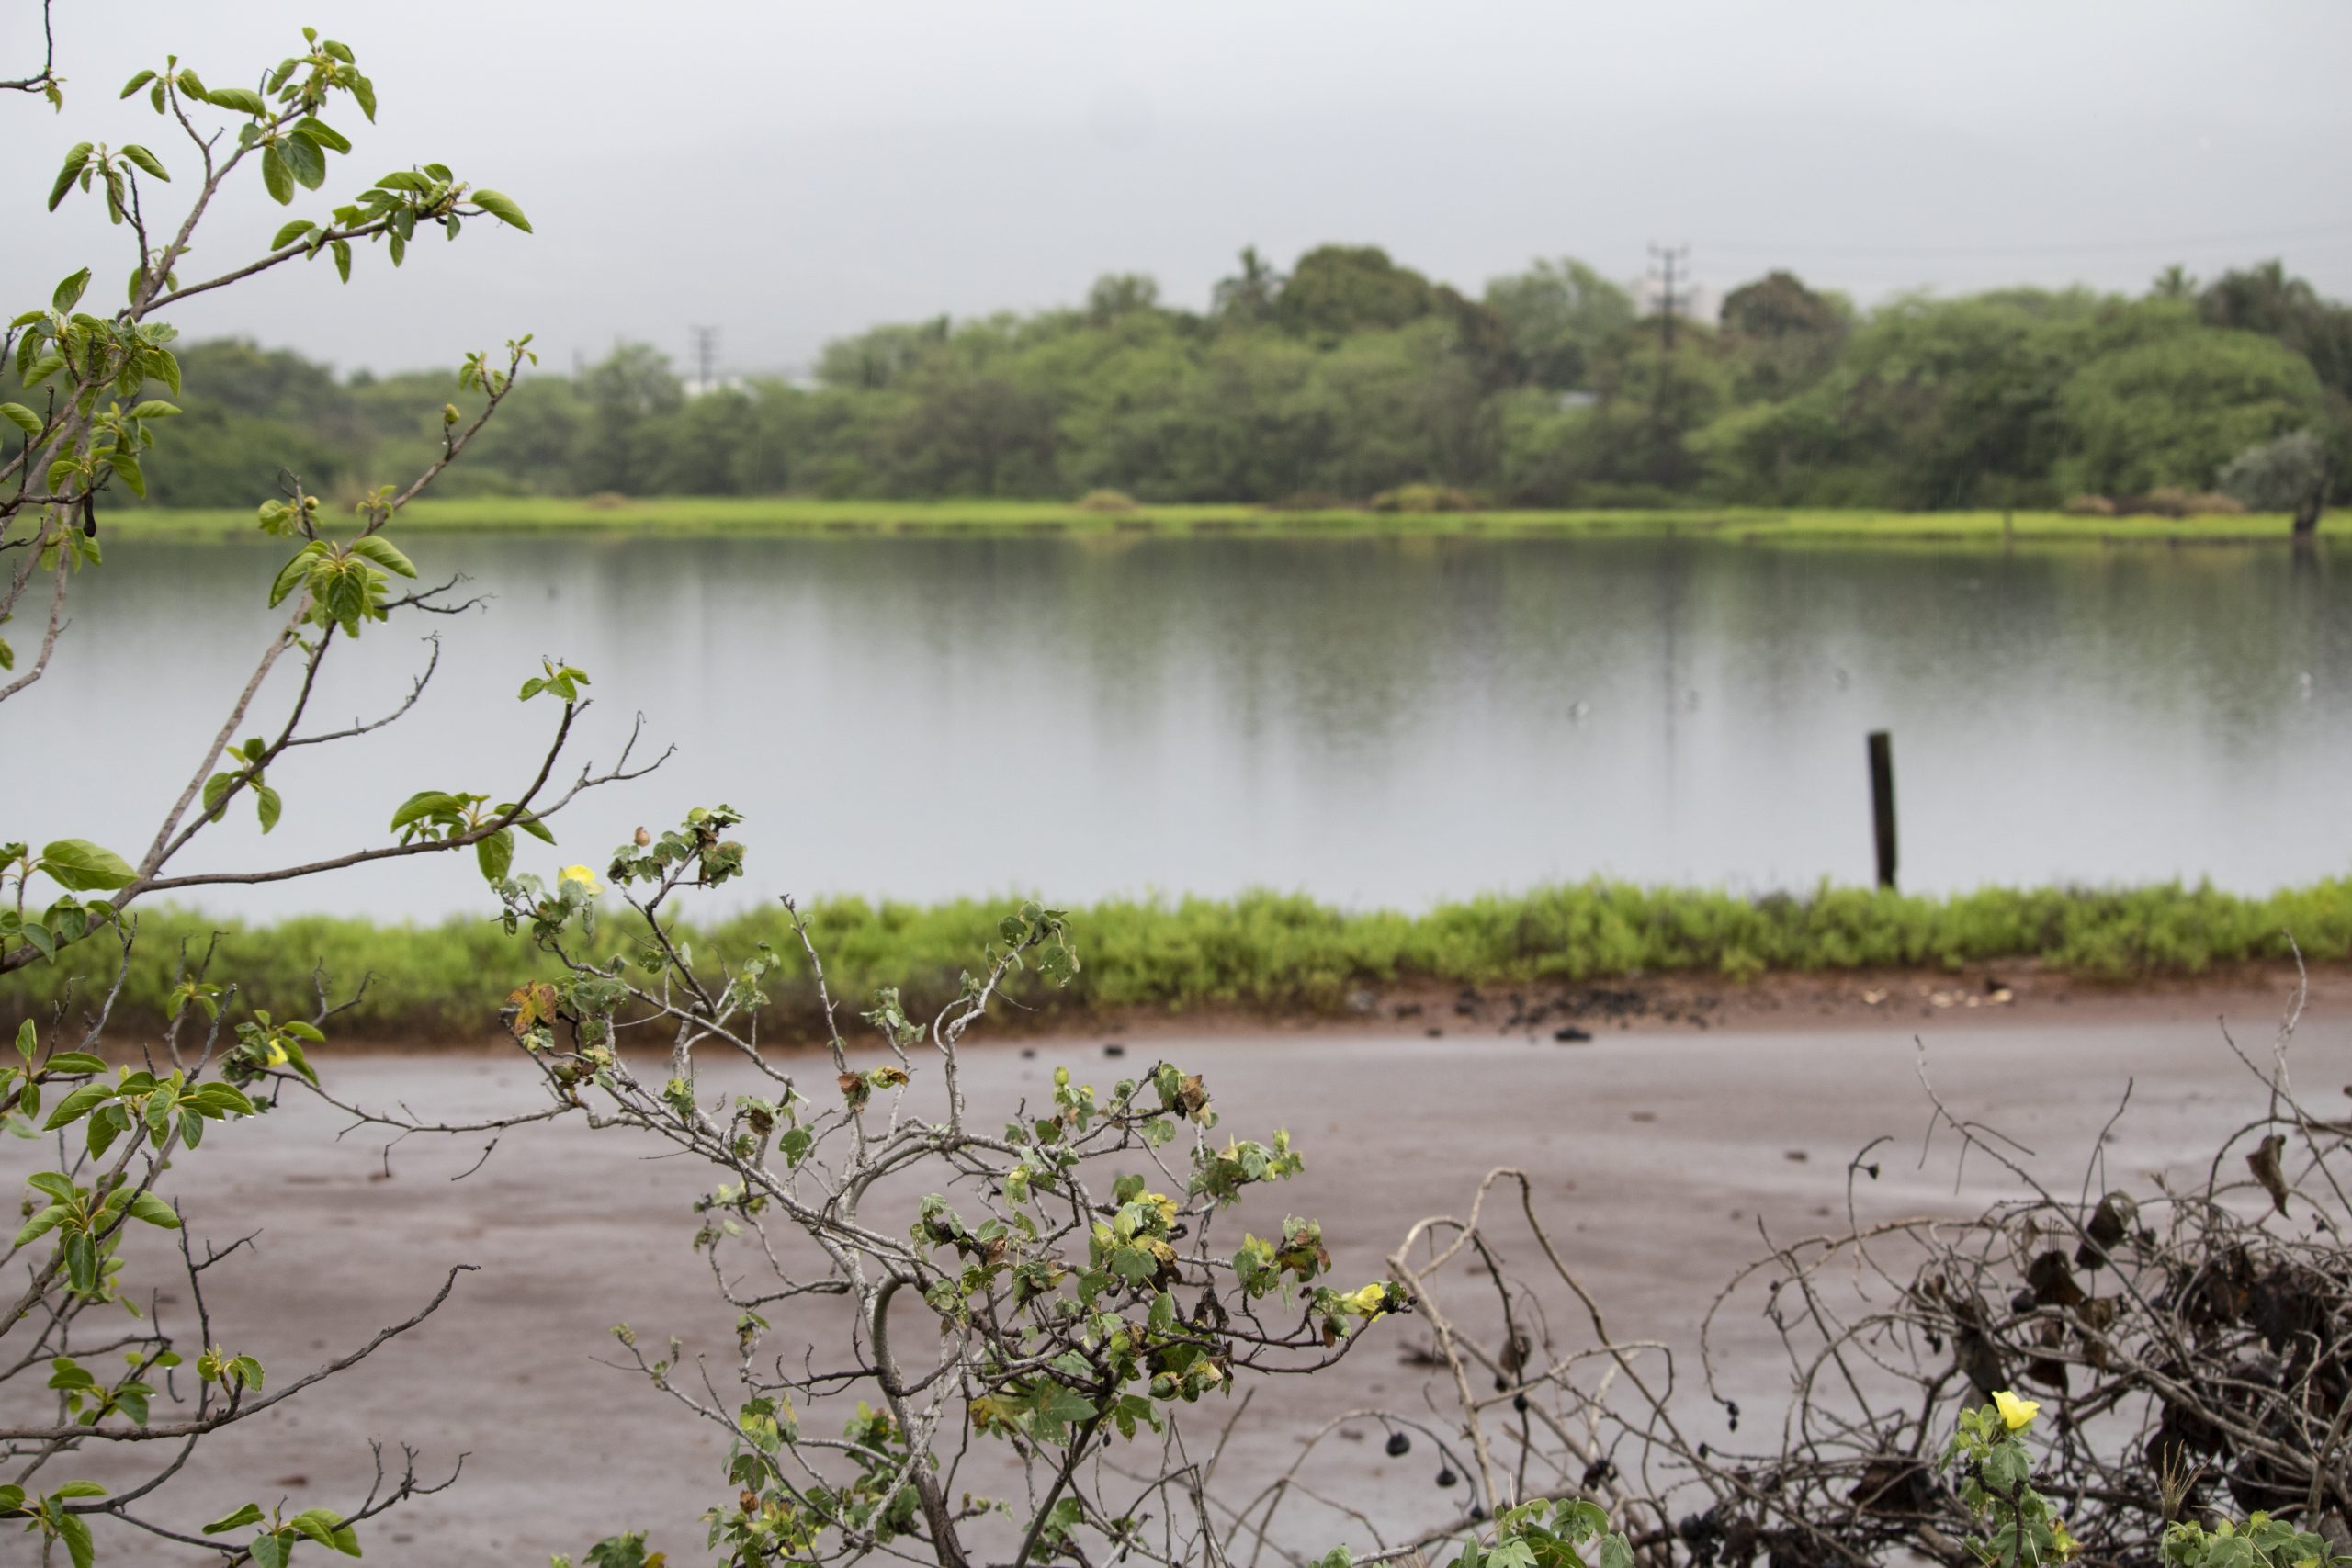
[1691, 222, 2352, 261]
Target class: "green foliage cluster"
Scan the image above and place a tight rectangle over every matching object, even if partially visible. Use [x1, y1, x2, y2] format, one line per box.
[14, 877, 2349, 1043]
[1942, 1394, 2347, 1568]
[29, 248, 2352, 515]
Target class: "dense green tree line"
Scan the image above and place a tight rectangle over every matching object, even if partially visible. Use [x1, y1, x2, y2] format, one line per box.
[18, 248, 2348, 511]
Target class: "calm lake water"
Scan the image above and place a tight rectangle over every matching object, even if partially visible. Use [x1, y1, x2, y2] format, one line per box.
[18, 533, 2352, 919]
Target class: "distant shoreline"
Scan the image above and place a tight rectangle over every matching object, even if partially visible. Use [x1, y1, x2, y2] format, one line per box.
[101, 497, 2317, 546]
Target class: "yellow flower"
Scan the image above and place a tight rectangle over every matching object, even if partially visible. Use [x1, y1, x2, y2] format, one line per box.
[1993, 1390, 2040, 1430]
[1346, 1283, 1389, 1315]
[559, 864, 602, 897]
[263, 1039, 288, 1066]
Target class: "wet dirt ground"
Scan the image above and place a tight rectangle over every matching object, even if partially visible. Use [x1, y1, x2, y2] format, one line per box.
[9, 985, 2346, 1565]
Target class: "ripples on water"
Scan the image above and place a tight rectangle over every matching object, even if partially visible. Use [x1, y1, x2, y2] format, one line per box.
[18, 533, 2351, 919]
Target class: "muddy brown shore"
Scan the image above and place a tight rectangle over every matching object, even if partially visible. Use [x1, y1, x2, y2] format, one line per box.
[9, 983, 2347, 1564]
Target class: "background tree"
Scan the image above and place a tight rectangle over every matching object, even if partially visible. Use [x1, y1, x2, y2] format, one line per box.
[576, 342, 686, 495]
[1274, 244, 1437, 340]
[49, 241, 2352, 514]
[1481, 256, 1636, 393]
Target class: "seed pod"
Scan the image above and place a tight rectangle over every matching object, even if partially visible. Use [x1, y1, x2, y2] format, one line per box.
[1512, 1393, 1529, 1414]
[1435, 1467, 1457, 1489]
[80, 492, 96, 538]
[1385, 1430, 1410, 1458]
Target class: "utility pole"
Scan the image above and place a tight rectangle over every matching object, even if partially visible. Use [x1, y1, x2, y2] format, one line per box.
[1645, 243, 1690, 486]
[689, 323, 718, 395]
[1646, 243, 1689, 351]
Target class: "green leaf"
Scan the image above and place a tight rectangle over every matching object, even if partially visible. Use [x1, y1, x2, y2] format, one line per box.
[469, 188, 532, 233]
[119, 69, 158, 99]
[294, 116, 350, 153]
[255, 784, 282, 834]
[346, 535, 415, 577]
[57, 1510, 93, 1568]
[42, 1082, 114, 1130]
[152, 348, 182, 397]
[107, 449, 146, 499]
[125, 400, 180, 420]
[203, 1504, 266, 1536]
[267, 543, 322, 608]
[206, 85, 266, 116]
[476, 828, 514, 885]
[13, 1205, 69, 1247]
[260, 144, 293, 204]
[292, 1508, 356, 1551]
[48, 143, 92, 211]
[331, 237, 352, 284]
[0, 403, 40, 437]
[269, 219, 316, 250]
[351, 73, 377, 120]
[26, 1172, 76, 1203]
[388, 790, 461, 832]
[280, 130, 327, 190]
[40, 840, 137, 892]
[51, 269, 90, 315]
[120, 144, 170, 182]
[126, 1190, 180, 1229]
[504, 807, 555, 844]
[39, 1054, 107, 1077]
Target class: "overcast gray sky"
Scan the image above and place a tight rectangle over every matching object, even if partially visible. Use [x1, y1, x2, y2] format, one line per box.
[8, 1, 2349, 379]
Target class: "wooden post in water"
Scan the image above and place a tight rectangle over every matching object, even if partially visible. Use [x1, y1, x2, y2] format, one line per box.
[1868, 730, 1897, 889]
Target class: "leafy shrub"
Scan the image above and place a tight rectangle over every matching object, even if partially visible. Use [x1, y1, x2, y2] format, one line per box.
[1073, 487, 1136, 512]
[1369, 482, 1476, 513]
[2063, 493, 2116, 515]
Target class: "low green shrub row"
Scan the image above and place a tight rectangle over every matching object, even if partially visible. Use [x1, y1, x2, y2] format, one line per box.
[9, 879, 2346, 1043]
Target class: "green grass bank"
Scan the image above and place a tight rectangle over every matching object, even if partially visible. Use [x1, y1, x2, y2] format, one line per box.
[9, 880, 2349, 1044]
[106, 497, 2312, 546]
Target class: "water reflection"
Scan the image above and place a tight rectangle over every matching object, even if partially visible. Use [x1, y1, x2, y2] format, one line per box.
[11, 533, 2346, 919]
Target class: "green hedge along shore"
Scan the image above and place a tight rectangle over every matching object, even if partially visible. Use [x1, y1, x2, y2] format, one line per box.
[8, 881, 2347, 1044]
[103, 497, 2312, 545]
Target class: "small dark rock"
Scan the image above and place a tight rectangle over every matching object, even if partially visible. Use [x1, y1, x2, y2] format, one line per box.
[1102, 1043, 1125, 1057]
[1553, 1025, 1592, 1043]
